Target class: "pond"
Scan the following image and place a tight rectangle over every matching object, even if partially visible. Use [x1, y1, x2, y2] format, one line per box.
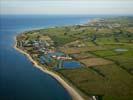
[114, 48, 128, 52]
[63, 61, 82, 69]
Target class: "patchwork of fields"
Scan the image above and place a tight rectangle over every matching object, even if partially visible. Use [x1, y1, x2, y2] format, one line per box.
[18, 17, 133, 100]
[58, 44, 133, 100]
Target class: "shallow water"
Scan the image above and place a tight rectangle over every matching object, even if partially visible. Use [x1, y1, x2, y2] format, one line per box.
[0, 15, 91, 100]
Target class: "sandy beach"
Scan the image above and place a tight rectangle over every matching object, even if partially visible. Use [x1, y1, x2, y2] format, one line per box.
[14, 36, 85, 100]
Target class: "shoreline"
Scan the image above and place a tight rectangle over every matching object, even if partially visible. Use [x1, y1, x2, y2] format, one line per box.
[14, 36, 85, 100]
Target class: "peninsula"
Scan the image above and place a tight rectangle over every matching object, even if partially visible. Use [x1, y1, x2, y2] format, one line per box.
[15, 17, 133, 100]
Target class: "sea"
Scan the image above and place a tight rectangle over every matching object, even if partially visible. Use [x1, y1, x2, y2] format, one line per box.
[0, 15, 93, 100]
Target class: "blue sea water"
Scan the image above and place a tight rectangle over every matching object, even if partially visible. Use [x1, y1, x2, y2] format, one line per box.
[0, 15, 92, 100]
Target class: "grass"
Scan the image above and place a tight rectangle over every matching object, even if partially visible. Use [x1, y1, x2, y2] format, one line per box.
[79, 58, 113, 67]
[93, 50, 119, 57]
[70, 52, 96, 60]
[57, 42, 133, 100]
[58, 64, 133, 100]
[50, 35, 76, 46]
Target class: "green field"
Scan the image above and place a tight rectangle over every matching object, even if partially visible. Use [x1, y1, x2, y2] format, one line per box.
[17, 17, 133, 100]
[57, 43, 133, 100]
[58, 64, 133, 100]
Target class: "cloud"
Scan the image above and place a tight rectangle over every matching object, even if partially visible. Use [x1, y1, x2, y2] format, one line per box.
[0, 0, 133, 15]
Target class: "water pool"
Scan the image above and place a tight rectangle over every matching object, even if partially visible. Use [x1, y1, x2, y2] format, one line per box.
[63, 61, 82, 69]
[48, 52, 64, 57]
[114, 48, 128, 52]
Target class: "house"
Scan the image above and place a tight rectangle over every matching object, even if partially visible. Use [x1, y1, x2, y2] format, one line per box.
[39, 35, 54, 46]
[113, 23, 121, 28]
[39, 55, 51, 64]
[33, 41, 40, 50]
[23, 40, 32, 47]
[57, 56, 72, 60]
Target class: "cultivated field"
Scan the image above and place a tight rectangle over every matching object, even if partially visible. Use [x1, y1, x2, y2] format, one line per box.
[79, 58, 113, 67]
[18, 17, 133, 100]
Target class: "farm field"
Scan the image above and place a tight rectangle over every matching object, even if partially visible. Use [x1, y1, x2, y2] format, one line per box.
[17, 17, 133, 100]
[58, 64, 133, 100]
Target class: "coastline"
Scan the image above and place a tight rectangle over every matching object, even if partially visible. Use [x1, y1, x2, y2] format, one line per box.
[14, 36, 85, 100]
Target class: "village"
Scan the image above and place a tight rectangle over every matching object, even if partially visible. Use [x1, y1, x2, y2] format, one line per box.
[17, 34, 76, 69]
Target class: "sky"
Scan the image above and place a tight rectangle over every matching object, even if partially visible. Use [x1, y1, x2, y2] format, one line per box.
[0, 0, 133, 15]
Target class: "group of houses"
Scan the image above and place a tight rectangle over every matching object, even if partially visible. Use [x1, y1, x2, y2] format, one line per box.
[84, 18, 122, 30]
[21, 35, 72, 65]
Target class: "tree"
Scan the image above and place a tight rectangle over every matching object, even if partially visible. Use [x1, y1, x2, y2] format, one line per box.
[64, 32, 67, 35]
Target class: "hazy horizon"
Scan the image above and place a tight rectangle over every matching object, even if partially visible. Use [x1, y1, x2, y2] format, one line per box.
[0, 0, 133, 15]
